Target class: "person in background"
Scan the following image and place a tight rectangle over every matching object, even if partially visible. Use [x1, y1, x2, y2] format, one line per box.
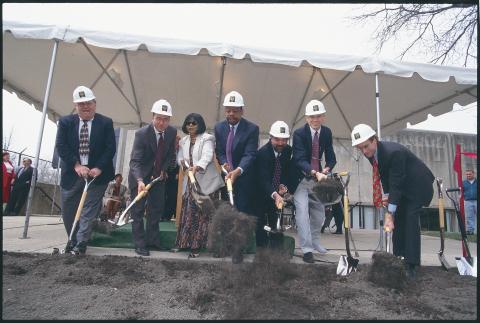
[102, 173, 129, 221]
[176, 113, 222, 258]
[55, 86, 116, 255]
[128, 99, 177, 257]
[351, 123, 434, 279]
[2, 152, 15, 211]
[5, 158, 35, 216]
[291, 99, 337, 263]
[463, 169, 477, 235]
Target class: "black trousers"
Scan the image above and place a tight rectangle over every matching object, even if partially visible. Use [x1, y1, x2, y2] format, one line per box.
[392, 198, 422, 266]
[162, 169, 178, 220]
[255, 205, 283, 249]
[130, 180, 166, 249]
[5, 186, 29, 214]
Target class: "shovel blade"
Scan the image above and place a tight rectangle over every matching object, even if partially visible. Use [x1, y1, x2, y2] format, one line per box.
[438, 253, 451, 271]
[337, 255, 358, 276]
[455, 257, 477, 277]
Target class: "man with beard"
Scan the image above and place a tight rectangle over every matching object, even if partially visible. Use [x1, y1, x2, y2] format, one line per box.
[214, 90, 259, 215]
[351, 123, 434, 279]
[254, 121, 295, 248]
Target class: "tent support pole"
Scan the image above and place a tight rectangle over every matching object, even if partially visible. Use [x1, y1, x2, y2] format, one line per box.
[22, 39, 59, 239]
[80, 40, 138, 115]
[293, 71, 352, 126]
[375, 73, 381, 140]
[319, 69, 352, 132]
[290, 67, 315, 131]
[123, 50, 143, 126]
[215, 57, 227, 122]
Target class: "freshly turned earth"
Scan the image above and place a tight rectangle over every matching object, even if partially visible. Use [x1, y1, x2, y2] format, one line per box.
[2, 249, 476, 320]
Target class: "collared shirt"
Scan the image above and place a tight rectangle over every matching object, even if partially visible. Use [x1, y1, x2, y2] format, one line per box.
[78, 116, 94, 165]
[228, 122, 243, 175]
[309, 125, 322, 140]
[154, 128, 165, 142]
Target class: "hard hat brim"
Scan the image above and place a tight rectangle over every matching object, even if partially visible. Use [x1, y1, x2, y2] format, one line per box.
[73, 96, 96, 103]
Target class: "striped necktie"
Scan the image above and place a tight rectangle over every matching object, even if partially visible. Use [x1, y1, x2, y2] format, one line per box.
[372, 158, 383, 208]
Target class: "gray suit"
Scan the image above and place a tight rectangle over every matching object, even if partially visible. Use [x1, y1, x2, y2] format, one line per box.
[128, 123, 177, 248]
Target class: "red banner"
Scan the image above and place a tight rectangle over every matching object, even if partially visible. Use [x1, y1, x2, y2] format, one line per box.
[461, 152, 477, 159]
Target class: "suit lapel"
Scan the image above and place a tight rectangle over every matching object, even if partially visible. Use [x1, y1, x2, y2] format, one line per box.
[232, 119, 244, 152]
[73, 115, 80, 151]
[89, 116, 99, 150]
[304, 124, 312, 156]
[148, 124, 157, 154]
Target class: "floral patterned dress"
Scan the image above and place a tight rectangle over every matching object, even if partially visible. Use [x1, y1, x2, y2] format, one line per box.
[175, 141, 210, 250]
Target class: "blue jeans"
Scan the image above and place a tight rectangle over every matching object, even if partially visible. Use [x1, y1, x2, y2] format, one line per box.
[464, 200, 477, 233]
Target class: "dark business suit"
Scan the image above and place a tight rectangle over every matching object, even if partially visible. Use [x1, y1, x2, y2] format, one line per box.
[254, 141, 295, 247]
[291, 123, 337, 254]
[214, 118, 259, 214]
[55, 113, 116, 246]
[128, 123, 177, 249]
[5, 166, 34, 215]
[375, 141, 434, 266]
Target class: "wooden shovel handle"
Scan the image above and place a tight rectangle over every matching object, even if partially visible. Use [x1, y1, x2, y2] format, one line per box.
[74, 190, 88, 222]
[438, 198, 445, 229]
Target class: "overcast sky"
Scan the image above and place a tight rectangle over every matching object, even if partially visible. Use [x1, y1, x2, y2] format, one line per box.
[2, 3, 477, 161]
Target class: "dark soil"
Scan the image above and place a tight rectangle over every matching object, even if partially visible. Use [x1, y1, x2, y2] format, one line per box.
[2, 250, 477, 320]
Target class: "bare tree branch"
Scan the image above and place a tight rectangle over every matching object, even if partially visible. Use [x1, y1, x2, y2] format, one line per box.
[351, 4, 477, 67]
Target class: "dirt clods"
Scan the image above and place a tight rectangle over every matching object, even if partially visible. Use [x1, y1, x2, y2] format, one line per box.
[368, 251, 407, 290]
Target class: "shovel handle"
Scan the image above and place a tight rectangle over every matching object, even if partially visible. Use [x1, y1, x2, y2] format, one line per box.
[187, 170, 196, 184]
[226, 178, 233, 192]
[343, 194, 350, 229]
[74, 190, 88, 222]
[438, 198, 446, 229]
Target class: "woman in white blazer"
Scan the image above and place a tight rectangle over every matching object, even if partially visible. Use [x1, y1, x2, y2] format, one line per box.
[175, 113, 223, 258]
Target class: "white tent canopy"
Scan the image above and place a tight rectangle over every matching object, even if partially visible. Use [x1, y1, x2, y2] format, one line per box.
[3, 20, 477, 140]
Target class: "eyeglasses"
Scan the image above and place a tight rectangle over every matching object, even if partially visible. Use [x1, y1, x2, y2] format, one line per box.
[186, 121, 197, 126]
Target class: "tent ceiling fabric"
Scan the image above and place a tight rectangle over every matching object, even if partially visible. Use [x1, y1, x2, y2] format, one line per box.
[3, 20, 477, 139]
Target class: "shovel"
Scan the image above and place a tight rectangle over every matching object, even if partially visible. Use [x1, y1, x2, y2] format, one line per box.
[445, 188, 476, 277]
[435, 178, 451, 271]
[61, 176, 96, 254]
[109, 176, 162, 228]
[336, 172, 359, 276]
[221, 165, 234, 206]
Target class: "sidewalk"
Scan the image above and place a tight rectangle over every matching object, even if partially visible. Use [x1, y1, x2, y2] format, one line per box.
[2, 215, 476, 267]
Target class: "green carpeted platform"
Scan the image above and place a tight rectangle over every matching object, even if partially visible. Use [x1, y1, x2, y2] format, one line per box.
[89, 221, 295, 255]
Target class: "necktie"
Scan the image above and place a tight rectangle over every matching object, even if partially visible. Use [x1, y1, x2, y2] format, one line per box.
[154, 131, 165, 177]
[79, 120, 90, 162]
[372, 158, 383, 208]
[226, 125, 234, 170]
[310, 130, 320, 172]
[272, 154, 282, 191]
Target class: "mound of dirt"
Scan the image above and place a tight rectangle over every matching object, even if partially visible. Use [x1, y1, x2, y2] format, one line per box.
[2, 251, 477, 320]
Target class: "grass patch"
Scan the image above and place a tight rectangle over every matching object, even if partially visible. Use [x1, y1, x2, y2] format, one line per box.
[421, 231, 477, 242]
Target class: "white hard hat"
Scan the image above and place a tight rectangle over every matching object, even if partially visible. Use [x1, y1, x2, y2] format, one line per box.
[351, 124, 376, 146]
[305, 99, 326, 116]
[73, 86, 95, 103]
[151, 99, 172, 116]
[269, 121, 290, 139]
[223, 91, 244, 107]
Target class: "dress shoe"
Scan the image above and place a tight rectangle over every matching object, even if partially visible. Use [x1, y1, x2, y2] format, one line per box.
[72, 241, 87, 255]
[314, 246, 328, 254]
[64, 241, 76, 254]
[303, 252, 314, 263]
[135, 247, 150, 256]
[147, 244, 170, 251]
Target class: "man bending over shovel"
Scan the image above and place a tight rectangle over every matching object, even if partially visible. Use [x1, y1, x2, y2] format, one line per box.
[351, 124, 434, 279]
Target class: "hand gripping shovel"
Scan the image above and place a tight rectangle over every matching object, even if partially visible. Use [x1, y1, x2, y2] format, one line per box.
[221, 166, 234, 206]
[435, 178, 451, 271]
[60, 177, 96, 254]
[445, 188, 476, 277]
[336, 172, 359, 276]
[109, 176, 162, 228]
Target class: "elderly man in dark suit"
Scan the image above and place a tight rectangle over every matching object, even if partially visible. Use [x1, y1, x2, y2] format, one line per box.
[128, 99, 177, 256]
[351, 123, 434, 279]
[5, 158, 35, 216]
[254, 121, 295, 248]
[292, 99, 337, 263]
[214, 90, 259, 215]
[55, 86, 116, 255]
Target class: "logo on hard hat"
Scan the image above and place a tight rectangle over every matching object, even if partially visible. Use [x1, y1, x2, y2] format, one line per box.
[280, 127, 286, 133]
[354, 133, 360, 139]
[162, 105, 168, 111]
[229, 96, 235, 102]
[313, 105, 319, 111]
[79, 91, 85, 98]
